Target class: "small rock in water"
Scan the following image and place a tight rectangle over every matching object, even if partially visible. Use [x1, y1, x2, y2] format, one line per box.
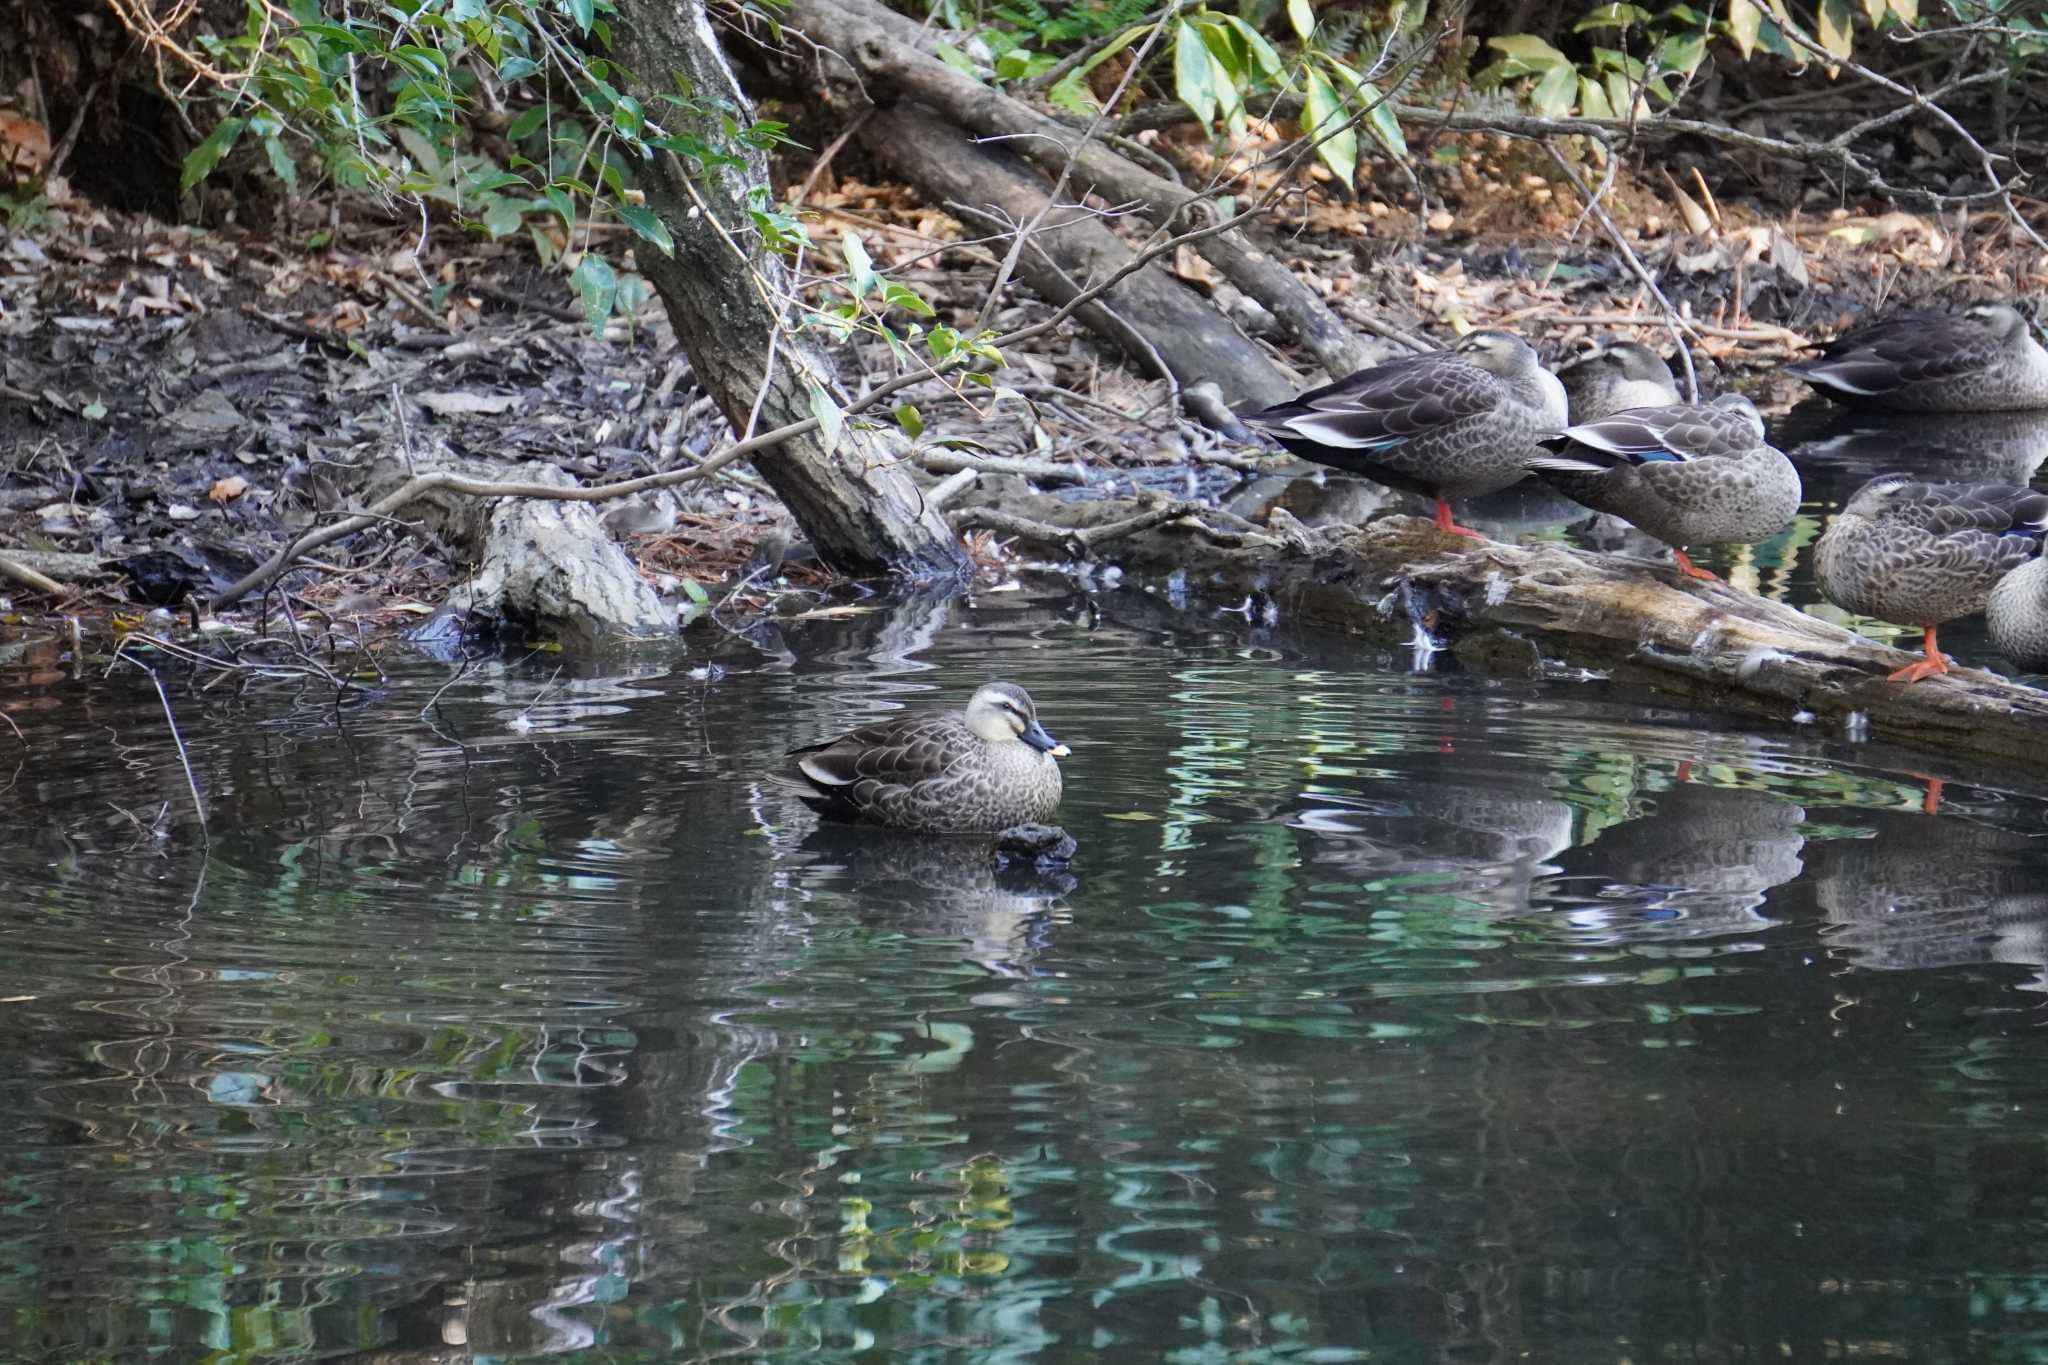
[993, 823, 1077, 867]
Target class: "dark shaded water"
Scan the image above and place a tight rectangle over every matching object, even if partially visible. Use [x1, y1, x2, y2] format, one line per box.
[6, 401, 2048, 1362]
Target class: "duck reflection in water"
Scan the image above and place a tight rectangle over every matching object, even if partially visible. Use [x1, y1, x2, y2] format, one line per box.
[1810, 808, 2048, 990]
[1780, 404, 2048, 491]
[785, 827, 1074, 981]
[1289, 767, 1575, 916]
[1542, 775, 1805, 943]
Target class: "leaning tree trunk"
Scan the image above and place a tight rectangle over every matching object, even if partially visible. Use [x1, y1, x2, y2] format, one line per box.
[612, 0, 966, 580]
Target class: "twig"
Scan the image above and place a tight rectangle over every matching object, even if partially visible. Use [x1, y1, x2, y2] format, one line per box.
[0, 552, 67, 597]
[1536, 312, 1806, 345]
[1772, 24, 2046, 251]
[913, 450, 1089, 484]
[111, 646, 209, 846]
[1545, 142, 1699, 401]
[925, 467, 979, 510]
[950, 496, 1230, 553]
[970, 1, 1181, 336]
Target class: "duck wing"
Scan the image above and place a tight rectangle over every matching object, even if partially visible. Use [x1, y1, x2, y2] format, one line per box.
[1788, 314, 1994, 396]
[788, 714, 972, 794]
[1894, 481, 2048, 537]
[1530, 402, 1751, 472]
[1246, 351, 1504, 451]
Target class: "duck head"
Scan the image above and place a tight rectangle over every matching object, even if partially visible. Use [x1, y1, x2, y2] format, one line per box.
[966, 682, 1069, 757]
[1710, 391, 1767, 438]
[1837, 474, 1918, 524]
[1451, 329, 1542, 379]
[1963, 303, 2031, 343]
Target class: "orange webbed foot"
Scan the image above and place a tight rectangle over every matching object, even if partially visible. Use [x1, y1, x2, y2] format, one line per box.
[1885, 657, 1951, 684]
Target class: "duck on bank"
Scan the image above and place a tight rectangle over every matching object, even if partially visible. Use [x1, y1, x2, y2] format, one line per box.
[1528, 392, 1800, 582]
[1815, 476, 2048, 683]
[1788, 304, 2048, 412]
[1557, 341, 1681, 422]
[1244, 329, 1567, 538]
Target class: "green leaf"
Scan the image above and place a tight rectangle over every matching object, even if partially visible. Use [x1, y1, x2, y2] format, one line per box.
[569, 0, 594, 33]
[543, 185, 575, 229]
[499, 54, 539, 80]
[617, 203, 673, 254]
[1817, 0, 1855, 57]
[1329, 62, 1407, 160]
[929, 325, 960, 362]
[1577, 74, 1614, 119]
[1046, 70, 1098, 117]
[1485, 33, 1571, 73]
[1655, 30, 1707, 77]
[1574, 3, 1652, 29]
[1303, 67, 1358, 191]
[893, 403, 924, 439]
[612, 94, 644, 138]
[680, 577, 710, 605]
[482, 196, 525, 239]
[1861, 0, 1886, 20]
[261, 135, 298, 193]
[1726, 0, 1763, 57]
[1076, 22, 1154, 76]
[298, 22, 366, 52]
[807, 380, 843, 454]
[1174, 21, 1218, 128]
[881, 282, 935, 317]
[842, 229, 875, 297]
[180, 116, 246, 193]
[506, 106, 548, 142]
[1287, 0, 1316, 40]
[933, 42, 981, 76]
[81, 400, 107, 421]
[1888, 0, 1917, 22]
[1606, 70, 1636, 117]
[569, 253, 616, 333]
[1531, 61, 1577, 116]
[1223, 16, 1284, 77]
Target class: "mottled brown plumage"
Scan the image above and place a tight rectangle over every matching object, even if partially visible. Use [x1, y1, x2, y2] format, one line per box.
[1788, 304, 2048, 411]
[784, 682, 1066, 833]
[1814, 476, 2048, 682]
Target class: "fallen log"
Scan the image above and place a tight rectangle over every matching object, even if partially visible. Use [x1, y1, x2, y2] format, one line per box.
[862, 105, 1293, 410]
[958, 486, 2048, 771]
[782, 0, 1376, 381]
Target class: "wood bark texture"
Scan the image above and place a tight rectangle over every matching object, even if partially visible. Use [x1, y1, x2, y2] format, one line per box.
[366, 456, 673, 644]
[861, 105, 1293, 409]
[782, 0, 1374, 383]
[614, 0, 966, 579]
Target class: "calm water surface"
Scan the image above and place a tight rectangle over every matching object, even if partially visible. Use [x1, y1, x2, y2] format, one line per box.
[6, 404, 2048, 1362]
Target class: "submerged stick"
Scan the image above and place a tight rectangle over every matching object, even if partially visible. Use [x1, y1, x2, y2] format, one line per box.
[113, 649, 210, 846]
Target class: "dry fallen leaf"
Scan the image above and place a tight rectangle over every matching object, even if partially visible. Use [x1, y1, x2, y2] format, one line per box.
[0, 111, 50, 177]
[209, 476, 249, 504]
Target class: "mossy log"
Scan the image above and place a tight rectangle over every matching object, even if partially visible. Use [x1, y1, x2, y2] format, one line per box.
[955, 488, 2048, 771]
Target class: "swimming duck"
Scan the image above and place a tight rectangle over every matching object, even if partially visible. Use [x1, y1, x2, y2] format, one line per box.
[1813, 476, 2048, 682]
[1527, 393, 1801, 580]
[783, 682, 1067, 832]
[1988, 553, 2048, 671]
[1557, 340, 1680, 422]
[1787, 303, 2048, 412]
[1245, 329, 1567, 538]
